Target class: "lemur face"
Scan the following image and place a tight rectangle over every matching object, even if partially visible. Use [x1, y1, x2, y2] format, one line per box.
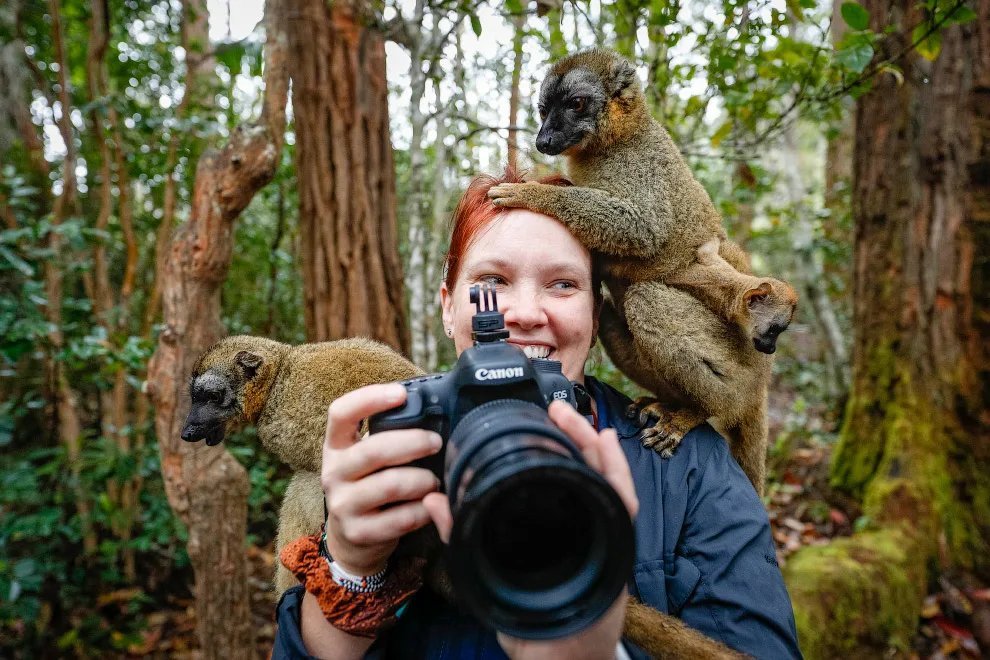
[746, 282, 798, 354]
[181, 370, 238, 446]
[536, 67, 607, 156]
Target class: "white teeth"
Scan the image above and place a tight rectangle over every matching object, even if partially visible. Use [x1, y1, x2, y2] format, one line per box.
[522, 345, 551, 359]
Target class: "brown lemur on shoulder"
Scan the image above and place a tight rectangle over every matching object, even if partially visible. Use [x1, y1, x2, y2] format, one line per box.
[183, 336, 746, 659]
[487, 47, 797, 496]
[181, 335, 425, 596]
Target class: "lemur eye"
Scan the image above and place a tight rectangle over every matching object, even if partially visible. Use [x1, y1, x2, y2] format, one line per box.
[212, 390, 225, 405]
[538, 104, 547, 120]
[570, 97, 587, 112]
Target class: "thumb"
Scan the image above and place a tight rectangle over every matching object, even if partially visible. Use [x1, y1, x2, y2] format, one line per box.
[422, 492, 453, 544]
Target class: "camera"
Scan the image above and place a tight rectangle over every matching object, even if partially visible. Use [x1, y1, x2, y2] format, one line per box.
[369, 285, 634, 640]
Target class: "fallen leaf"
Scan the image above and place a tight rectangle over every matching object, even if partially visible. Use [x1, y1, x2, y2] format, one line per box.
[96, 588, 142, 607]
[932, 615, 975, 641]
[922, 595, 941, 619]
[968, 588, 990, 602]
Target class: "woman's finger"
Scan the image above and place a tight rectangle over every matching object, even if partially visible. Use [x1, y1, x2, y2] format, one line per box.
[324, 383, 408, 451]
[549, 401, 638, 517]
[329, 429, 442, 481]
[422, 492, 453, 544]
[338, 466, 440, 512]
[338, 500, 434, 546]
[548, 400, 602, 472]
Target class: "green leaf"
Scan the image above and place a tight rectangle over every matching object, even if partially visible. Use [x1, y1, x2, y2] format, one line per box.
[784, 0, 804, 21]
[215, 42, 246, 72]
[836, 37, 874, 73]
[470, 14, 482, 37]
[710, 120, 733, 147]
[8, 579, 21, 602]
[944, 6, 977, 24]
[913, 23, 942, 61]
[0, 246, 34, 277]
[840, 2, 870, 30]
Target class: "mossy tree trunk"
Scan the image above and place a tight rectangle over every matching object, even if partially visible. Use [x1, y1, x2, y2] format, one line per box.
[783, 0, 990, 656]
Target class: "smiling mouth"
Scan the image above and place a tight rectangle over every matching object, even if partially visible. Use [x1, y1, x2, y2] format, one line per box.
[518, 344, 553, 360]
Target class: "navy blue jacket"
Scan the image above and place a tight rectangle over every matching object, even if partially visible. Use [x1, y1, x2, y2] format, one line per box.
[273, 377, 802, 659]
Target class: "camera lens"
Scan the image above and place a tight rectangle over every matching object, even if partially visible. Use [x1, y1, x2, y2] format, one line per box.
[444, 400, 634, 640]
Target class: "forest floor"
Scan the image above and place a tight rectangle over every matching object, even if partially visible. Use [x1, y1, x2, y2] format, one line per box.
[120, 395, 988, 659]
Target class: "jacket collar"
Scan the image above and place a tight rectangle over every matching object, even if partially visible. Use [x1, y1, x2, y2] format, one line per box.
[584, 375, 647, 441]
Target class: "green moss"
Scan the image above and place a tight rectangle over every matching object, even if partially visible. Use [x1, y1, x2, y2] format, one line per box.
[783, 529, 925, 659]
[831, 342, 901, 495]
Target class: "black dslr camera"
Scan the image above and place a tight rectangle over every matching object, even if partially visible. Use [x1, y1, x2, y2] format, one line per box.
[369, 285, 634, 640]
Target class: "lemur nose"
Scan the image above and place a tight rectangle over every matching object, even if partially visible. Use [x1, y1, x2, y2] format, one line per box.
[536, 133, 553, 152]
[181, 427, 196, 441]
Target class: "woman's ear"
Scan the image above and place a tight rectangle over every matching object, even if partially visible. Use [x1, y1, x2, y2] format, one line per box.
[440, 282, 454, 334]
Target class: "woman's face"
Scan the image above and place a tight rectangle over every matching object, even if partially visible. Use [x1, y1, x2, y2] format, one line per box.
[440, 208, 596, 382]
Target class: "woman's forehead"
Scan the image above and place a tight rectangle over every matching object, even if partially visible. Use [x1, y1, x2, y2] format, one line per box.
[464, 210, 591, 268]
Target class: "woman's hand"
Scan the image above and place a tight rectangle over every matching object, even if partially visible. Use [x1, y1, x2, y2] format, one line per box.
[321, 383, 443, 576]
[422, 400, 639, 660]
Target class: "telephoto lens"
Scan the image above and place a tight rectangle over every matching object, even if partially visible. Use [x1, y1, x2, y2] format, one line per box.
[443, 399, 635, 640]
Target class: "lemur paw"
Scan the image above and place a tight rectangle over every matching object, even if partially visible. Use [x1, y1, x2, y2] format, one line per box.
[487, 182, 542, 209]
[630, 398, 706, 459]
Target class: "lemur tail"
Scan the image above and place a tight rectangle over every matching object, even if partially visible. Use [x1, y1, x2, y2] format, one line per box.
[623, 596, 748, 659]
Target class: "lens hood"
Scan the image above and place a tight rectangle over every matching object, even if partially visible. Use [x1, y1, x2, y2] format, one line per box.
[444, 400, 635, 640]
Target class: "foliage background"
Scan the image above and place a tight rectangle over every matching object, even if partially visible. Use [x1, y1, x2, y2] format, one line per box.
[0, 0, 979, 655]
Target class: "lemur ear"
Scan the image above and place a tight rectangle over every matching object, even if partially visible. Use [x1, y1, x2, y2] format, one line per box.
[234, 351, 263, 379]
[608, 57, 638, 98]
[744, 282, 773, 308]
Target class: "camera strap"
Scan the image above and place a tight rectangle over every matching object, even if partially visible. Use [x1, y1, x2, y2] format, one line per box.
[572, 382, 598, 429]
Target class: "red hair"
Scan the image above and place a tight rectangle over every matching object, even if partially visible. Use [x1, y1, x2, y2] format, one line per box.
[443, 167, 573, 290]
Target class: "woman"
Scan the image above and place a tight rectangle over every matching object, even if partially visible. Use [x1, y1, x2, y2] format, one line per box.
[274, 170, 802, 659]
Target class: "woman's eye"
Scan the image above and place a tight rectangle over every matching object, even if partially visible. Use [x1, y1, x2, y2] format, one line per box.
[479, 275, 506, 286]
[551, 280, 576, 290]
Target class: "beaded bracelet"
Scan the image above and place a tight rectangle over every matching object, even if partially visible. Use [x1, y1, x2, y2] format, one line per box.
[280, 532, 424, 638]
[318, 525, 389, 593]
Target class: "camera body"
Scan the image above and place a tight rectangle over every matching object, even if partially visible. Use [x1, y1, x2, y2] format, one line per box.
[368, 320, 577, 486]
[368, 285, 633, 641]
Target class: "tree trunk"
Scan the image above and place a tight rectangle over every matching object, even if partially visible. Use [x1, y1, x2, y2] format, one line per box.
[86, 0, 143, 581]
[507, 11, 525, 173]
[145, 0, 288, 656]
[782, 1, 990, 656]
[145, 0, 217, 333]
[287, 0, 409, 353]
[45, 0, 96, 554]
[824, 0, 854, 220]
[402, 0, 431, 367]
[780, 122, 850, 401]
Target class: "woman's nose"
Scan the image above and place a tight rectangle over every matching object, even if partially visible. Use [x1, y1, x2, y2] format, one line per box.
[502, 290, 548, 329]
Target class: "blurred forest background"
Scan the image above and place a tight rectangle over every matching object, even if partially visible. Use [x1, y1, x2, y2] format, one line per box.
[0, 0, 986, 657]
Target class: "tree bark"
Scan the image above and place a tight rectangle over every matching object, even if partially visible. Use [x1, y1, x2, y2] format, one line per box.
[507, 11, 525, 173]
[287, 0, 409, 352]
[145, 0, 288, 656]
[402, 0, 431, 367]
[145, 0, 217, 333]
[782, 1, 990, 656]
